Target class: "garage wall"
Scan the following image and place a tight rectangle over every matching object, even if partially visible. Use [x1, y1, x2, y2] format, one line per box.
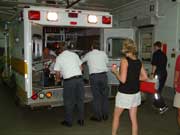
[0, 23, 5, 49]
[0, 33, 5, 49]
[112, 0, 149, 28]
[112, 0, 178, 87]
[155, 3, 178, 87]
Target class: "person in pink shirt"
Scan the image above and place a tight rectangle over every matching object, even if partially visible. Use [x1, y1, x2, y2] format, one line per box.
[174, 55, 180, 128]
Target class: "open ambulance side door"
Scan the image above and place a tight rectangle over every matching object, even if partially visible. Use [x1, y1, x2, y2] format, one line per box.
[101, 28, 135, 56]
[100, 28, 135, 96]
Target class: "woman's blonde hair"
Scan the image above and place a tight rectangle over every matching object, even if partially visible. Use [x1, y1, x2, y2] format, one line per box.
[122, 38, 137, 55]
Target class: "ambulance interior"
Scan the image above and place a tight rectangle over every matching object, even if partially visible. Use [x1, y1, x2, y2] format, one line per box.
[32, 24, 101, 89]
[31, 24, 126, 100]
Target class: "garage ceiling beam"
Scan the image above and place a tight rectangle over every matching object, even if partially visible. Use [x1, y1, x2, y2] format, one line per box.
[0, 11, 15, 15]
[66, 0, 70, 6]
[66, 0, 81, 8]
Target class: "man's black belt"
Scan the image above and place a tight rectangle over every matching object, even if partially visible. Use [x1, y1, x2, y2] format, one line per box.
[64, 75, 82, 81]
[90, 72, 106, 76]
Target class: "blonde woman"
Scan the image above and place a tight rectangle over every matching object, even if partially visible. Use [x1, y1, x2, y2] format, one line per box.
[111, 39, 148, 135]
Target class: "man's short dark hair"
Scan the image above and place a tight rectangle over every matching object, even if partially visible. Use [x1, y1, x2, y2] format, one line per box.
[57, 42, 65, 53]
[91, 41, 100, 50]
[153, 41, 162, 48]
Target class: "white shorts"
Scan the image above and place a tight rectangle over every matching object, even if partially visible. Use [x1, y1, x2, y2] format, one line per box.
[115, 92, 141, 109]
[173, 92, 180, 108]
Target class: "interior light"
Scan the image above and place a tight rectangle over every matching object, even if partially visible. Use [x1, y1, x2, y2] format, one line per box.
[28, 11, 40, 20]
[46, 92, 52, 98]
[88, 15, 98, 24]
[102, 16, 111, 24]
[47, 12, 58, 21]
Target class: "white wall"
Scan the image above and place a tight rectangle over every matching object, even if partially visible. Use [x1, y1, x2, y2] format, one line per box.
[0, 24, 5, 48]
[112, 0, 178, 87]
[0, 32, 5, 48]
[112, 0, 151, 28]
[155, 2, 178, 87]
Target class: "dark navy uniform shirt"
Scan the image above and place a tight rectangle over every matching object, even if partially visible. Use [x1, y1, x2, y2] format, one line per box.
[151, 49, 167, 73]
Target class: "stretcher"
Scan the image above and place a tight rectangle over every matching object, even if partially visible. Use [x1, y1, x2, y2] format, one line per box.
[140, 78, 159, 94]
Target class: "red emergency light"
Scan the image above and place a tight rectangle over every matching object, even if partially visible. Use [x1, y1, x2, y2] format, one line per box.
[28, 11, 40, 20]
[102, 16, 111, 24]
[68, 12, 78, 18]
[70, 21, 77, 25]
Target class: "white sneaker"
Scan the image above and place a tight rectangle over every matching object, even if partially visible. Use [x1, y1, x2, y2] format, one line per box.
[159, 106, 168, 114]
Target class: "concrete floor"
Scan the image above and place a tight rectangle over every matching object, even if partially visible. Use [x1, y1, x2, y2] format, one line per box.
[0, 80, 179, 135]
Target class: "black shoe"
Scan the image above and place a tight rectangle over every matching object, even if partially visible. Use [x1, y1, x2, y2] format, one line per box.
[90, 116, 102, 122]
[61, 120, 72, 127]
[77, 120, 84, 126]
[102, 115, 108, 121]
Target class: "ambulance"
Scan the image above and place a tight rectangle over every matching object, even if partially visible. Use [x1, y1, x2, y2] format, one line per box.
[2, 6, 134, 108]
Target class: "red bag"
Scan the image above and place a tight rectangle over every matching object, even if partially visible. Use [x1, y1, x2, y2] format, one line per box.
[140, 81, 157, 94]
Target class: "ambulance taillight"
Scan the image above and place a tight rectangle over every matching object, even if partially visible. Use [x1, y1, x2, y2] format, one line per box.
[102, 16, 111, 24]
[31, 93, 38, 100]
[46, 92, 52, 98]
[28, 11, 40, 20]
[31, 90, 38, 100]
[39, 93, 45, 99]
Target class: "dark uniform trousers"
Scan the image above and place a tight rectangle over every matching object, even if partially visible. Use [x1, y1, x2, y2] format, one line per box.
[90, 72, 109, 119]
[63, 76, 84, 124]
[153, 70, 167, 108]
[156, 70, 167, 94]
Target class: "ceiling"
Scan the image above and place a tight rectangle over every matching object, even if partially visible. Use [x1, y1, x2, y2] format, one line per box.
[0, 0, 136, 22]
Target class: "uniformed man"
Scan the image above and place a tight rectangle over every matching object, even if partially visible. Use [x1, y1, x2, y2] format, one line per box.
[151, 41, 168, 114]
[82, 41, 109, 121]
[54, 43, 84, 127]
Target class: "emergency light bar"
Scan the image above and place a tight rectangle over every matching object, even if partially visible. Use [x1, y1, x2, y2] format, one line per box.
[88, 15, 98, 24]
[27, 7, 112, 27]
[47, 12, 58, 21]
